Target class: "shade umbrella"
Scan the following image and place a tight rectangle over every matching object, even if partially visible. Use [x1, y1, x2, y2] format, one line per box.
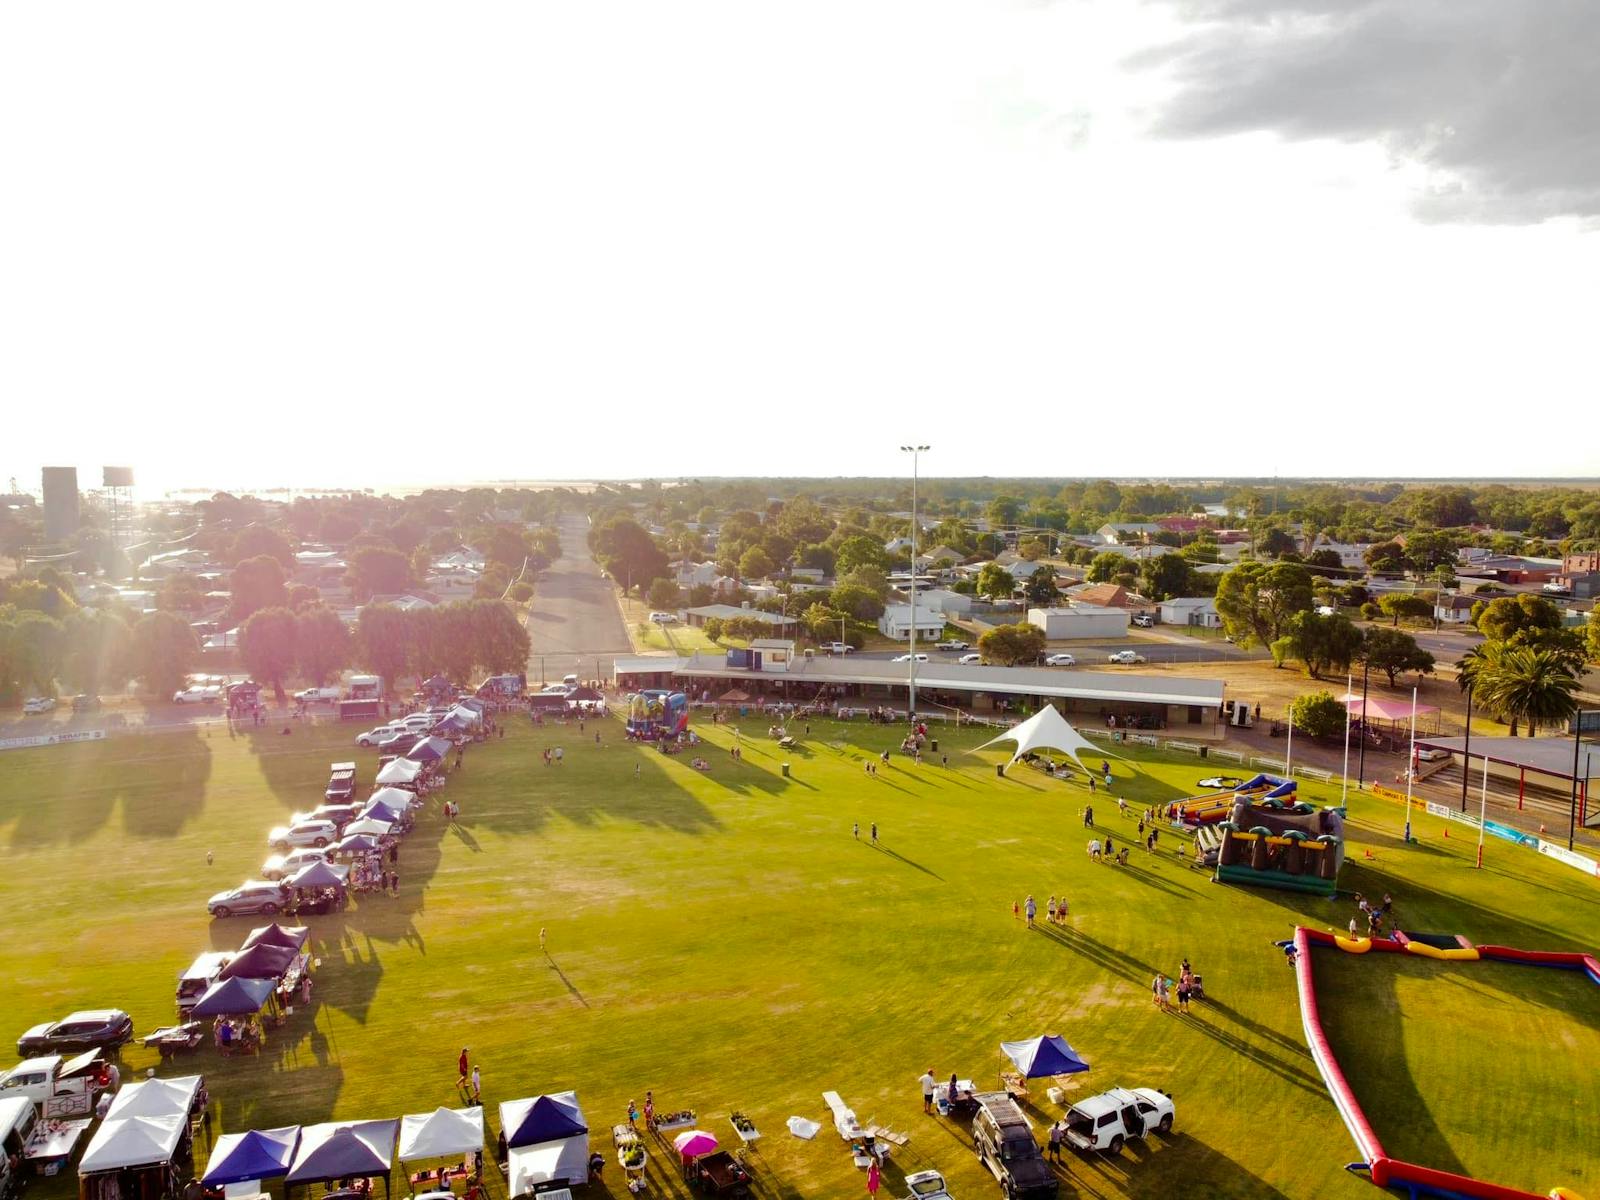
[202, 1127, 301, 1186]
[242, 923, 309, 952]
[672, 1130, 718, 1158]
[342, 818, 393, 839]
[219, 942, 298, 980]
[190, 976, 275, 1017]
[1001, 1034, 1090, 1078]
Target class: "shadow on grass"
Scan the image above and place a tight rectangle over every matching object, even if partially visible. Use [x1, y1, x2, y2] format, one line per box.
[868, 842, 945, 881]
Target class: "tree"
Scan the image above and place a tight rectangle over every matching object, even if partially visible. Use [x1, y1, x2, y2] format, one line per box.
[1476, 645, 1580, 737]
[1305, 549, 1343, 573]
[1476, 594, 1563, 643]
[1284, 612, 1364, 679]
[1259, 528, 1297, 558]
[975, 564, 1016, 602]
[986, 495, 1023, 528]
[589, 517, 668, 595]
[1017, 537, 1048, 562]
[738, 545, 776, 581]
[644, 578, 681, 612]
[229, 555, 287, 621]
[346, 545, 414, 604]
[240, 607, 299, 702]
[1360, 627, 1436, 687]
[286, 583, 321, 611]
[61, 608, 130, 695]
[130, 611, 199, 697]
[468, 599, 532, 673]
[1365, 541, 1410, 574]
[1378, 593, 1433, 627]
[687, 583, 714, 607]
[1214, 561, 1315, 649]
[156, 574, 207, 614]
[296, 606, 350, 685]
[833, 535, 889, 578]
[10, 611, 65, 693]
[1086, 552, 1125, 584]
[1289, 691, 1348, 739]
[228, 525, 295, 569]
[702, 617, 725, 643]
[1140, 554, 1197, 602]
[1022, 566, 1060, 606]
[977, 622, 1047, 667]
[356, 604, 412, 692]
[1405, 529, 1459, 572]
[1589, 606, 1600, 663]
[830, 583, 884, 622]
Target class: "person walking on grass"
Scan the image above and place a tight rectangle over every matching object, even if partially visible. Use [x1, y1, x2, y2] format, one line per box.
[1047, 1120, 1063, 1162]
[919, 1068, 936, 1114]
[853, 822, 859, 840]
[1046, 896, 1057, 924]
[471, 1064, 482, 1105]
[866, 1158, 881, 1197]
[870, 822, 878, 844]
[539, 927, 547, 954]
[1024, 895, 1037, 929]
[457, 1048, 470, 1091]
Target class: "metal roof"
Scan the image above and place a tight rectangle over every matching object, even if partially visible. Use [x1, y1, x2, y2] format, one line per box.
[670, 653, 1223, 708]
[1414, 734, 1597, 782]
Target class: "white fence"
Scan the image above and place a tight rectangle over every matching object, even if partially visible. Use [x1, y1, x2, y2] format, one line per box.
[1295, 765, 1335, 783]
[1251, 756, 1288, 772]
[1208, 749, 1245, 765]
[1163, 740, 1203, 755]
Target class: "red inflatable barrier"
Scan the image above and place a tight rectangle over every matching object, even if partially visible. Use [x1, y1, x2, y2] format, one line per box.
[1293, 928, 1387, 1164]
[1376, 1155, 1548, 1200]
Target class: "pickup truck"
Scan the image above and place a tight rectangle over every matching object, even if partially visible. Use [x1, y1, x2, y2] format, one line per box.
[0, 1051, 106, 1110]
[826, 643, 855, 655]
[1106, 651, 1147, 665]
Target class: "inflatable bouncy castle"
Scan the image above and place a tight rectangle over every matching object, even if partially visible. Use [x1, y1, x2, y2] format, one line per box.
[625, 690, 689, 740]
[1216, 779, 1346, 897]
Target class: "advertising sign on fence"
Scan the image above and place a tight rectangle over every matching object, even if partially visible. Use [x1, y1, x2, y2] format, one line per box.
[0, 729, 106, 752]
[1535, 841, 1600, 877]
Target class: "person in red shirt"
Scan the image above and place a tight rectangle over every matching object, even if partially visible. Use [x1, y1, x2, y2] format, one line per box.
[457, 1048, 469, 1090]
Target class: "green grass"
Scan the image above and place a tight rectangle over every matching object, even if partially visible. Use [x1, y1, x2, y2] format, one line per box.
[0, 718, 1594, 1200]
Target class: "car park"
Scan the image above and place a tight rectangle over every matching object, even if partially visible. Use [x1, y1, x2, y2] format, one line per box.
[1062, 1086, 1173, 1154]
[892, 653, 930, 663]
[357, 724, 408, 747]
[971, 1092, 1058, 1198]
[936, 641, 970, 651]
[260, 848, 330, 881]
[905, 1169, 953, 1199]
[175, 951, 235, 1013]
[1044, 653, 1076, 667]
[1107, 651, 1147, 665]
[958, 653, 984, 664]
[266, 819, 337, 850]
[172, 685, 222, 704]
[207, 880, 291, 919]
[15, 1010, 134, 1058]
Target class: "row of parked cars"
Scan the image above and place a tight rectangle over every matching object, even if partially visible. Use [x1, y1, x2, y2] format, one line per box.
[969, 1087, 1176, 1198]
[354, 709, 445, 749]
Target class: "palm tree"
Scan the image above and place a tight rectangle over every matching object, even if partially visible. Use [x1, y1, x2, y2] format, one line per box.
[1475, 645, 1580, 738]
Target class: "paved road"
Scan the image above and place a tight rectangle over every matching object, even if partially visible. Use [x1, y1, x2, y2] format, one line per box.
[525, 513, 635, 685]
[851, 639, 1256, 666]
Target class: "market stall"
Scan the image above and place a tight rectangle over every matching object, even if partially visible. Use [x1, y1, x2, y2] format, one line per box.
[191, 977, 275, 1054]
[397, 1107, 483, 1192]
[284, 1119, 399, 1199]
[404, 738, 451, 765]
[240, 924, 310, 953]
[104, 1078, 203, 1125]
[201, 1127, 301, 1191]
[374, 759, 423, 787]
[287, 860, 352, 912]
[77, 1114, 187, 1200]
[998, 1034, 1089, 1099]
[500, 1093, 588, 1194]
[219, 943, 299, 983]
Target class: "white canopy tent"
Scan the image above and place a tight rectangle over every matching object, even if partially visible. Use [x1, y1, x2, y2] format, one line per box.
[80, 1115, 187, 1173]
[397, 1107, 484, 1163]
[978, 705, 1124, 773]
[507, 1137, 588, 1194]
[375, 759, 423, 786]
[105, 1075, 202, 1121]
[367, 786, 419, 811]
[447, 704, 483, 726]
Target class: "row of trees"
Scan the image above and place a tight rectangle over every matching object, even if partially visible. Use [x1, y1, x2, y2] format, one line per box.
[353, 601, 530, 696]
[0, 607, 201, 700]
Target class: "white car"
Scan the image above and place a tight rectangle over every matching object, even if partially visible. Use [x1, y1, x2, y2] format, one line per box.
[936, 641, 970, 651]
[958, 653, 984, 664]
[892, 653, 930, 663]
[22, 696, 57, 714]
[1131, 613, 1155, 628]
[295, 687, 342, 703]
[826, 642, 855, 655]
[1107, 651, 1147, 665]
[266, 820, 338, 850]
[1315, 605, 1337, 617]
[1063, 1087, 1173, 1154]
[260, 847, 330, 881]
[173, 685, 222, 704]
[357, 724, 409, 747]
[1044, 653, 1076, 667]
[648, 611, 678, 624]
[904, 1170, 953, 1199]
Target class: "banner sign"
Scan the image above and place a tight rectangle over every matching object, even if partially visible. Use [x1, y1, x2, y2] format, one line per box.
[1370, 784, 1410, 804]
[1535, 841, 1600, 878]
[0, 729, 106, 752]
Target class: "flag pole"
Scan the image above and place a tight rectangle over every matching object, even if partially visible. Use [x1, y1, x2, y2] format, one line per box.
[1476, 749, 1489, 869]
[1340, 671, 1352, 808]
[1286, 706, 1294, 779]
[1402, 685, 1418, 844]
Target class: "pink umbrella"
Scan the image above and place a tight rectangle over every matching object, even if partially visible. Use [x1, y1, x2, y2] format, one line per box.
[672, 1130, 719, 1158]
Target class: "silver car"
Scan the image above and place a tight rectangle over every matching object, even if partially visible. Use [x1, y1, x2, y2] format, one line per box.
[266, 819, 338, 850]
[207, 880, 290, 919]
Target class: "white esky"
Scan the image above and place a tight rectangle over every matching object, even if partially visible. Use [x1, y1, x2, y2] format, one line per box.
[3, 0, 1596, 495]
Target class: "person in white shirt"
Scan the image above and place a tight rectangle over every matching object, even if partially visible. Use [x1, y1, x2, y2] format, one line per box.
[919, 1069, 937, 1113]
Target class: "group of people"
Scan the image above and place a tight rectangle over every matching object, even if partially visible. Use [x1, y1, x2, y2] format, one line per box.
[1351, 892, 1395, 936]
[1015, 893, 1069, 927]
[1152, 959, 1200, 1013]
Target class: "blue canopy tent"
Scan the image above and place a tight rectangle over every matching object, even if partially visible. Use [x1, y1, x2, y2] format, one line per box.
[286, 1120, 399, 1197]
[1001, 1035, 1090, 1078]
[219, 942, 298, 981]
[242, 923, 309, 952]
[499, 1093, 588, 1148]
[202, 1127, 301, 1186]
[362, 799, 407, 825]
[191, 976, 276, 1018]
[405, 737, 451, 764]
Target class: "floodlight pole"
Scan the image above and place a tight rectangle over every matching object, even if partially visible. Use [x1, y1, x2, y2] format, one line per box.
[1460, 686, 1473, 813]
[1570, 710, 1590, 852]
[1285, 707, 1294, 778]
[1356, 657, 1370, 790]
[1476, 749, 1489, 869]
[1402, 686, 1418, 844]
[901, 445, 929, 722]
[1339, 671, 1351, 808]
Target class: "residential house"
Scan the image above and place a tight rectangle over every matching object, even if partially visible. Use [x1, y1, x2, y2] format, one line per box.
[1433, 594, 1478, 626]
[878, 604, 948, 641]
[367, 592, 440, 611]
[1095, 522, 1162, 545]
[913, 588, 974, 616]
[1065, 582, 1133, 609]
[684, 604, 797, 632]
[1028, 604, 1129, 639]
[1157, 597, 1221, 628]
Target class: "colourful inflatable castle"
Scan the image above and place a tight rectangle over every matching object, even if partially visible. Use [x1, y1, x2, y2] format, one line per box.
[1215, 775, 1346, 897]
[625, 689, 689, 740]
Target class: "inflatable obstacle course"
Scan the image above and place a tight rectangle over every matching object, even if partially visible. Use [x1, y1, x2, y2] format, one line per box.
[625, 689, 689, 740]
[1213, 778, 1346, 896]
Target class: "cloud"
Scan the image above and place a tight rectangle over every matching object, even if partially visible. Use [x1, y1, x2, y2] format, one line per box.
[1137, 0, 1600, 223]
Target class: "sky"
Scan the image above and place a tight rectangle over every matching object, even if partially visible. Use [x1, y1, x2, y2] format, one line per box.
[3, 0, 1598, 496]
